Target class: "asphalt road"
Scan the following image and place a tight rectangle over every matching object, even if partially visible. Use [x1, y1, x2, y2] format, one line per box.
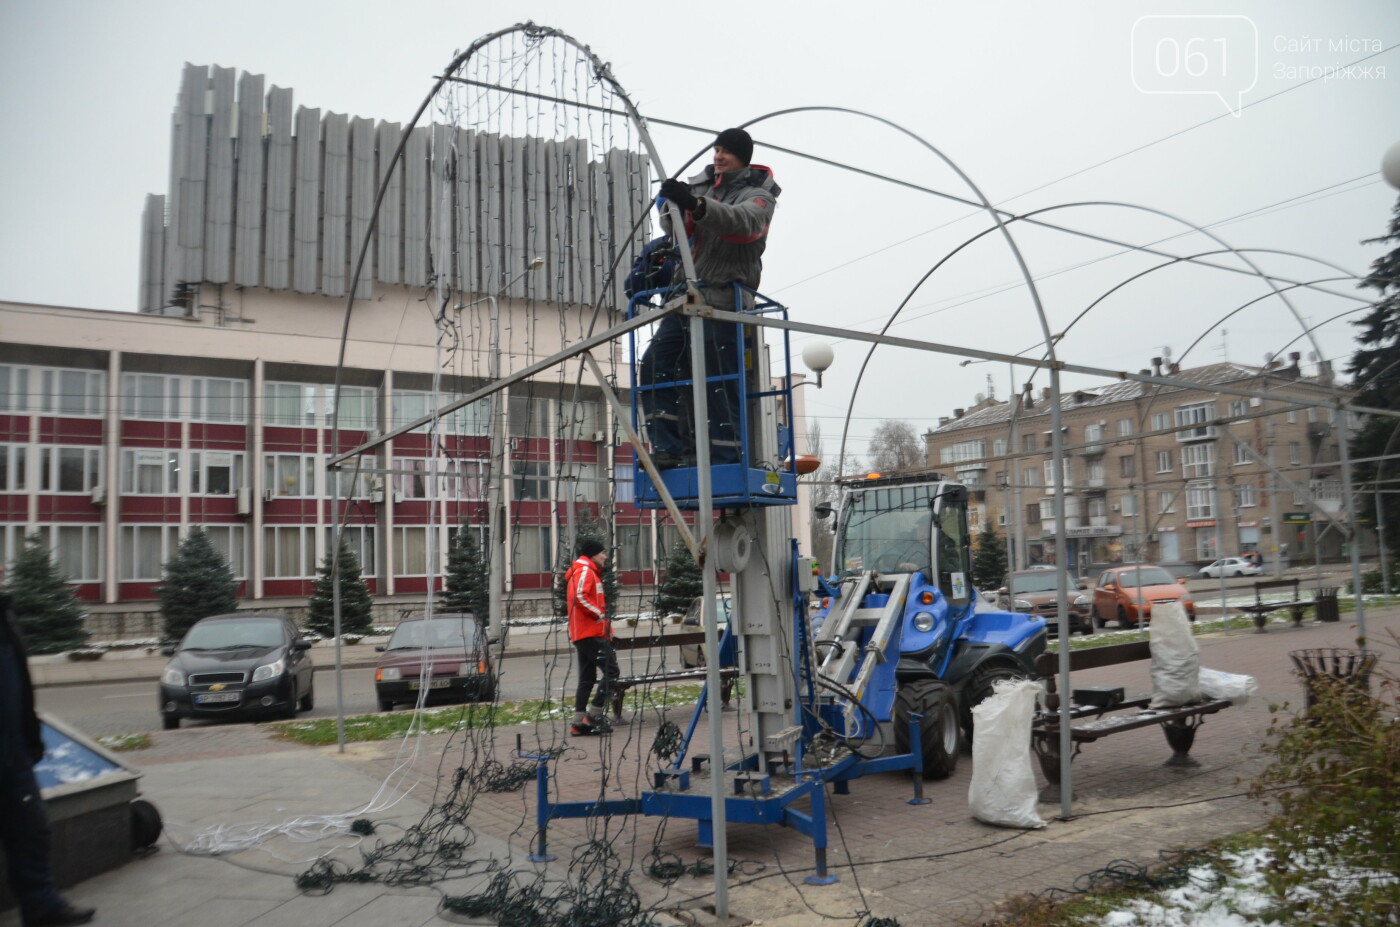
[36, 643, 690, 739]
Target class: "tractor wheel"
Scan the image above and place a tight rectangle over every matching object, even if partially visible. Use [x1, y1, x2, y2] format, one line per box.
[299, 679, 314, 712]
[894, 679, 960, 780]
[959, 663, 1026, 749]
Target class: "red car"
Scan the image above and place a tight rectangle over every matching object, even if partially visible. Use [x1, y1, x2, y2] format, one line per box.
[1091, 565, 1195, 628]
[374, 613, 497, 711]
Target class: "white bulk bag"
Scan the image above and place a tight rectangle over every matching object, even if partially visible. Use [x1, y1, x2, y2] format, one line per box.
[1148, 599, 1200, 708]
[1198, 667, 1258, 706]
[969, 678, 1046, 829]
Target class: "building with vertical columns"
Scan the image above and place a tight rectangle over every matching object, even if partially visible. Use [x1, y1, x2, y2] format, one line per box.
[0, 64, 812, 634]
[922, 357, 1373, 577]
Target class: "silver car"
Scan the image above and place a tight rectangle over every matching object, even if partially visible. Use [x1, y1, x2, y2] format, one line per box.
[679, 596, 732, 668]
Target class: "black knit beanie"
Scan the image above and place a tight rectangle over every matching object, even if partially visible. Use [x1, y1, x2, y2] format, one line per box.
[714, 128, 753, 166]
[579, 539, 605, 558]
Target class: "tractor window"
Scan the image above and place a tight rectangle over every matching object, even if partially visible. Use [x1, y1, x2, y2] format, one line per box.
[933, 494, 971, 606]
[835, 485, 934, 576]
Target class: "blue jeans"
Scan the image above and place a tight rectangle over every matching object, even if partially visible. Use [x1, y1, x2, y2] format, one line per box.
[636, 285, 745, 464]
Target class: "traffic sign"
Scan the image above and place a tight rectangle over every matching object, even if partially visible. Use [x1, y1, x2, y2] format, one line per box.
[1283, 511, 1310, 524]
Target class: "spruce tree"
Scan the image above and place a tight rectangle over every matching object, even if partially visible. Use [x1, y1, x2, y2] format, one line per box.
[158, 528, 239, 641]
[1349, 194, 1400, 556]
[6, 534, 89, 654]
[654, 540, 703, 617]
[971, 522, 1009, 593]
[443, 522, 489, 617]
[307, 537, 375, 637]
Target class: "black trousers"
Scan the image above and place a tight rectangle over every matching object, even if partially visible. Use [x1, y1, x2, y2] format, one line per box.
[573, 637, 620, 714]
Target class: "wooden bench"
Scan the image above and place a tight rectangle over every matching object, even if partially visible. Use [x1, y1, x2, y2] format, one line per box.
[1237, 578, 1315, 633]
[1032, 642, 1233, 801]
[601, 630, 737, 719]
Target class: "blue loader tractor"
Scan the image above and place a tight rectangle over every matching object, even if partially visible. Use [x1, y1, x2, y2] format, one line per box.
[811, 472, 1047, 779]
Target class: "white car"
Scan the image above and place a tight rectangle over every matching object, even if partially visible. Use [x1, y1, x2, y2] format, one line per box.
[1198, 557, 1262, 578]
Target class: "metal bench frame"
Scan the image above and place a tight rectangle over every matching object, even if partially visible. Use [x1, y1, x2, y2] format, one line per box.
[1238, 578, 1315, 633]
[1032, 642, 1232, 801]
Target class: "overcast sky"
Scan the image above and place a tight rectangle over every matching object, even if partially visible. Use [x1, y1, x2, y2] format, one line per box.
[1, 1, 1396, 458]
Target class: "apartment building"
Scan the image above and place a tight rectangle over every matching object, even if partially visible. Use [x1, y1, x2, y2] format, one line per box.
[923, 357, 1372, 575]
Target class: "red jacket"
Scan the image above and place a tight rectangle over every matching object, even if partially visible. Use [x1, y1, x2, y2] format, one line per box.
[566, 555, 609, 642]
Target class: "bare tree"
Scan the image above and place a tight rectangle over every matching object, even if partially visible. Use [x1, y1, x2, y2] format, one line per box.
[867, 419, 924, 473]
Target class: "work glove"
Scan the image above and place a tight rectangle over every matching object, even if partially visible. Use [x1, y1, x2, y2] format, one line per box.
[659, 178, 699, 213]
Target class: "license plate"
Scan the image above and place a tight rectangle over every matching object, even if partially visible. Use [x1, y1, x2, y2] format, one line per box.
[408, 679, 451, 691]
[195, 692, 240, 704]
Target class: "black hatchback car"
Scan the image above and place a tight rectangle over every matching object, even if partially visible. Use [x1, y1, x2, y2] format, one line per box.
[158, 613, 314, 729]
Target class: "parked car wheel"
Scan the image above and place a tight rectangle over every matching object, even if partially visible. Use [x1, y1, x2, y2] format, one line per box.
[1117, 605, 1134, 628]
[378, 698, 394, 712]
[299, 680, 314, 712]
[162, 714, 179, 730]
[281, 682, 298, 720]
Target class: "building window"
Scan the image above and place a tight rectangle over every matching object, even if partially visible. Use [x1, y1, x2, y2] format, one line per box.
[511, 525, 552, 574]
[264, 453, 318, 497]
[395, 457, 432, 500]
[1156, 450, 1172, 473]
[1084, 423, 1104, 443]
[1289, 442, 1301, 465]
[329, 455, 374, 499]
[1186, 483, 1215, 520]
[333, 385, 380, 431]
[512, 461, 550, 501]
[392, 388, 486, 436]
[34, 524, 102, 583]
[1086, 459, 1105, 483]
[557, 399, 599, 441]
[1021, 434, 1037, 453]
[1026, 503, 1041, 523]
[120, 524, 180, 581]
[557, 463, 600, 504]
[509, 395, 551, 438]
[1236, 483, 1257, 508]
[1229, 399, 1247, 418]
[0, 444, 26, 491]
[190, 450, 245, 496]
[37, 446, 102, 494]
[1293, 489, 1307, 505]
[1195, 527, 1218, 559]
[1286, 407, 1297, 424]
[330, 526, 377, 577]
[1042, 457, 1072, 489]
[1174, 402, 1217, 441]
[121, 449, 178, 495]
[616, 524, 647, 572]
[1117, 418, 1133, 436]
[39, 368, 104, 417]
[1087, 496, 1107, 518]
[265, 382, 319, 427]
[992, 438, 1007, 457]
[1158, 491, 1177, 515]
[941, 439, 986, 465]
[0, 365, 32, 413]
[1181, 443, 1214, 479]
[190, 377, 247, 424]
[1122, 494, 1139, 517]
[1022, 466, 1040, 488]
[198, 525, 247, 579]
[1118, 455, 1136, 478]
[1233, 439, 1253, 465]
[122, 373, 181, 420]
[1151, 412, 1170, 431]
[394, 527, 433, 576]
[264, 525, 317, 578]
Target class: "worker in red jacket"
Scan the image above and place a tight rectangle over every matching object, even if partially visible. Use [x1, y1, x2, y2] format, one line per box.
[566, 539, 618, 735]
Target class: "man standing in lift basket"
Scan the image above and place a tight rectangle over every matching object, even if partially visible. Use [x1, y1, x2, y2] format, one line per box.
[567, 539, 618, 735]
[639, 126, 780, 469]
